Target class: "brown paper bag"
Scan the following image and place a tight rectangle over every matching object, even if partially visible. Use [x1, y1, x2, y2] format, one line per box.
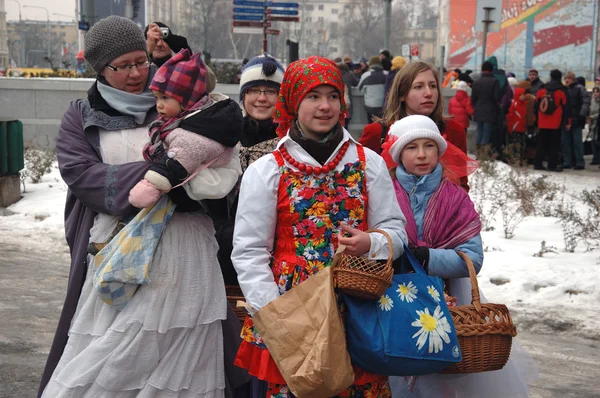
[252, 266, 355, 397]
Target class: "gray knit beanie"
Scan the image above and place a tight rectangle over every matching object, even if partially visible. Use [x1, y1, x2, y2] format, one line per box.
[84, 16, 148, 73]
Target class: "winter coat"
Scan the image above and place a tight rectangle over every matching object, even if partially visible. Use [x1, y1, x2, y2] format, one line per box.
[535, 80, 568, 130]
[485, 57, 512, 113]
[590, 97, 600, 140]
[529, 77, 544, 96]
[143, 93, 243, 195]
[506, 87, 535, 133]
[395, 164, 483, 279]
[448, 90, 474, 129]
[358, 64, 386, 109]
[339, 63, 358, 118]
[359, 121, 388, 154]
[384, 69, 398, 102]
[500, 81, 514, 114]
[209, 116, 279, 287]
[566, 82, 591, 127]
[38, 81, 249, 397]
[471, 72, 501, 124]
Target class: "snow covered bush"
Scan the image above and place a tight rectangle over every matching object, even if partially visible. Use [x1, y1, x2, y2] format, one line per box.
[20, 148, 56, 191]
[533, 241, 558, 257]
[470, 161, 562, 239]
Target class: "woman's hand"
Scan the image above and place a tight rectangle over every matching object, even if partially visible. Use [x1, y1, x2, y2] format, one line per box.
[338, 224, 371, 257]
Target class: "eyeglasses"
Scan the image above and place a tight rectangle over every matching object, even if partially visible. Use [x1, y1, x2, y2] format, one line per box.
[245, 88, 279, 98]
[106, 60, 151, 74]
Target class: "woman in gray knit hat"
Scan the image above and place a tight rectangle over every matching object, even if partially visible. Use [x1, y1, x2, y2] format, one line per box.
[39, 16, 238, 398]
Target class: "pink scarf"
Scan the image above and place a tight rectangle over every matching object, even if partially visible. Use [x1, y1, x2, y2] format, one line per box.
[394, 178, 481, 249]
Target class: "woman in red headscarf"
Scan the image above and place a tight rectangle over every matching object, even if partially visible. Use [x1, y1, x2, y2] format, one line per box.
[231, 56, 407, 397]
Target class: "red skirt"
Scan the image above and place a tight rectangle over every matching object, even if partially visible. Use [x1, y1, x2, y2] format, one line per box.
[235, 320, 384, 386]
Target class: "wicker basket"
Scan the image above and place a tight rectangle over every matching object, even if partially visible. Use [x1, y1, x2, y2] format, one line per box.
[225, 285, 247, 323]
[332, 229, 394, 300]
[441, 251, 517, 374]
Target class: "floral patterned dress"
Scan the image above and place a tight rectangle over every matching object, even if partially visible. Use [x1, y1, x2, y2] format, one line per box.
[234, 145, 390, 398]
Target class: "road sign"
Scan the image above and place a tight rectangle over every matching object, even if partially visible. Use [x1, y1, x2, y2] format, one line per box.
[233, 26, 264, 35]
[233, 0, 299, 6]
[78, 21, 89, 31]
[233, 14, 264, 21]
[401, 44, 410, 57]
[265, 16, 299, 22]
[410, 44, 420, 57]
[233, 21, 271, 27]
[233, 21, 269, 27]
[267, 9, 298, 16]
[475, 0, 502, 32]
[266, 29, 280, 35]
[266, 2, 299, 7]
[233, 0, 266, 6]
[234, 7, 264, 14]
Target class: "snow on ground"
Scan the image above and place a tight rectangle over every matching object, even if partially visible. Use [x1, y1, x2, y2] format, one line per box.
[1, 159, 599, 338]
[472, 163, 600, 339]
[0, 162, 69, 255]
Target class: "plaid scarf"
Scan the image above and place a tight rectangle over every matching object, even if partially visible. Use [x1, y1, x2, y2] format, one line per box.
[273, 56, 347, 138]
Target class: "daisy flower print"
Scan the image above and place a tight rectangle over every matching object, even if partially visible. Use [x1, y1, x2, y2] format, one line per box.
[397, 281, 418, 303]
[379, 294, 394, 311]
[427, 285, 441, 302]
[411, 305, 452, 354]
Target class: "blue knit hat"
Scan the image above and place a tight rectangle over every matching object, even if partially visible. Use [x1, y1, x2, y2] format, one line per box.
[239, 53, 284, 101]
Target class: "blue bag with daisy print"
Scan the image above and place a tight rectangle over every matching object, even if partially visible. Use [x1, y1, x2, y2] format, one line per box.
[342, 244, 462, 376]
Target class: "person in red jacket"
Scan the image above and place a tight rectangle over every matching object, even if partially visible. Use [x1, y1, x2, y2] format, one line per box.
[448, 81, 474, 131]
[359, 61, 473, 190]
[506, 80, 536, 165]
[533, 69, 568, 172]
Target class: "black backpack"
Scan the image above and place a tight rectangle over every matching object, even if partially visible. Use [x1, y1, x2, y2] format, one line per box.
[539, 89, 557, 114]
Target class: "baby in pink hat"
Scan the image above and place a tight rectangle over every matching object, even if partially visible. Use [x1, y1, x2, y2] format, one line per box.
[129, 49, 243, 208]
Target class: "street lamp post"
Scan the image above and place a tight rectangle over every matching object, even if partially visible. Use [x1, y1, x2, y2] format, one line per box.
[8, 0, 21, 21]
[23, 5, 51, 62]
[384, 0, 392, 51]
[8, 0, 24, 66]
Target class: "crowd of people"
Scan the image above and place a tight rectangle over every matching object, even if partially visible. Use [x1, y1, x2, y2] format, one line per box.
[342, 49, 598, 172]
[447, 60, 595, 171]
[37, 15, 552, 398]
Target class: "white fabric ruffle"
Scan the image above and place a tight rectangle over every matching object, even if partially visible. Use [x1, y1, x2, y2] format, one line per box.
[42, 212, 227, 397]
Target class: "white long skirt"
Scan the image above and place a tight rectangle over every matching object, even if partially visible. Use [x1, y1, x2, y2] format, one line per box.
[390, 278, 539, 398]
[42, 212, 227, 398]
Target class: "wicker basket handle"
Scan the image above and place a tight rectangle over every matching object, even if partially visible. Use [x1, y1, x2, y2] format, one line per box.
[456, 251, 483, 314]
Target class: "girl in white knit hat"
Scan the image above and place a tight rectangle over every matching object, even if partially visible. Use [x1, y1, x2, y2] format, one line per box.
[385, 114, 534, 398]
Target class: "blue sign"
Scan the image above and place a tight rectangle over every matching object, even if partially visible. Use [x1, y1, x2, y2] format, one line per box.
[234, 7, 264, 14]
[233, 0, 266, 7]
[269, 9, 299, 15]
[233, 0, 299, 7]
[267, 2, 299, 8]
[78, 21, 89, 31]
[233, 14, 264, 21]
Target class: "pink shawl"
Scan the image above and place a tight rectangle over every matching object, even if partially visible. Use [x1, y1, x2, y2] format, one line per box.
[394, 178, 481, 249]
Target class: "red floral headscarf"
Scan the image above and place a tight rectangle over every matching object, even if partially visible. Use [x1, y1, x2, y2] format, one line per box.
[273, 56, 348, 138]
